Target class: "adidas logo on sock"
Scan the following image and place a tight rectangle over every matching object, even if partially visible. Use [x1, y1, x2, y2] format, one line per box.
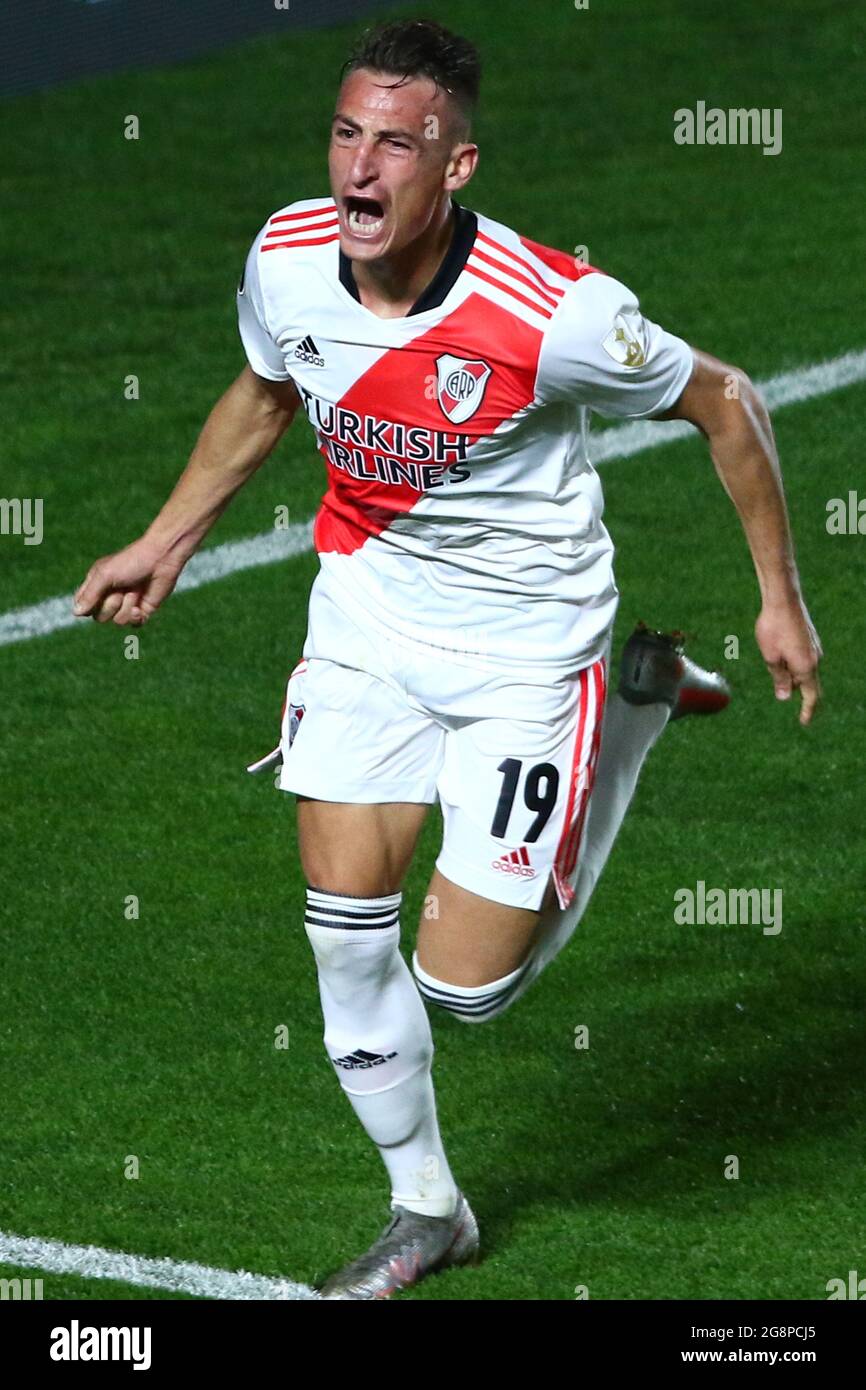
[294, 334, 325, 367]
[331, 1048, 398, 1071]
[491, 846, 536, 878]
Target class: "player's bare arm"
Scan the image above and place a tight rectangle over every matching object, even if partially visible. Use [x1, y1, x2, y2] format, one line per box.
[73, 366, 300, 626]
[659, 348, 822, 725]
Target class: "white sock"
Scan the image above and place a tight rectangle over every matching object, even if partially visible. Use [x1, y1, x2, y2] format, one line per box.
[305, 888, 459, 1218]
[412, 950, 532, 1022]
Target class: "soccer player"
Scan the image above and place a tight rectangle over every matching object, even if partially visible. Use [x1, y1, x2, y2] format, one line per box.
[74, 20, 822, 1299]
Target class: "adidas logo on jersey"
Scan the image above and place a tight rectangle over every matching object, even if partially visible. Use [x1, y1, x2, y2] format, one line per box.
[331, 1048, 398, 1071]
[491, 846, 537, 878]
[294, 334, 325, 367]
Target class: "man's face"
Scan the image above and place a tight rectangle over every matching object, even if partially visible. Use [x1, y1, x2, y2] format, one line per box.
[329, 67, 471, 261]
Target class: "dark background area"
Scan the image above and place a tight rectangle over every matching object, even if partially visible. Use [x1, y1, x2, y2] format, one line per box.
[1, 0, 388, 96]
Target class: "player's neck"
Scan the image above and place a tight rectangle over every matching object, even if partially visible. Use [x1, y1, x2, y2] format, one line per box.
[349, 200, 457, 320]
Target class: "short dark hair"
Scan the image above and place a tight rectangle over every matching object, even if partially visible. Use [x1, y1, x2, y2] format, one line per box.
[340, 19, 481, 137]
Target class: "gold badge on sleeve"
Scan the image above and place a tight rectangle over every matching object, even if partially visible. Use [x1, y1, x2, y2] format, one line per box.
[602, 309, 649, 368]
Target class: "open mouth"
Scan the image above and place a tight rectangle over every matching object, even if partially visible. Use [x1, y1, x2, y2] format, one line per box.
[344, 195, 386, 237]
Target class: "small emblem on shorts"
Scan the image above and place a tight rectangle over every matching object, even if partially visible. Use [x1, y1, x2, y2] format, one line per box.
[288, 701, 306, 746]
[492, 846, 536, 878]
[435, 353, 492, 424]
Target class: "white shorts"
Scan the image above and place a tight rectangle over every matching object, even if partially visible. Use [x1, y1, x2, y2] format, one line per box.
[271, 583, 610, 912]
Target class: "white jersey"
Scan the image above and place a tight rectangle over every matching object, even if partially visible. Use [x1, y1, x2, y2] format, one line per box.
[237, 196, 693, 677]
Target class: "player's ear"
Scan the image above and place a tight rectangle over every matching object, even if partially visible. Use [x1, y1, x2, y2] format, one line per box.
[445, 143, 479, 192]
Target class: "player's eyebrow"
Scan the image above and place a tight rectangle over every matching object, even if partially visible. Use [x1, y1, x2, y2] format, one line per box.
[331, 113, 419, 144]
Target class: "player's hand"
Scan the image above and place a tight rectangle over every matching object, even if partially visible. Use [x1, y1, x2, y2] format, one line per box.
[755, 598, 822, 726]
[73, 537, 184, 626]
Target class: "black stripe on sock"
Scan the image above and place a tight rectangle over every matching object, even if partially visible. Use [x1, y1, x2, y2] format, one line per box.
[305, 911, 400, 931]
[304, 902, 398, 922]
[304, 888, 401, 931]
[415, 965, 529, 1011]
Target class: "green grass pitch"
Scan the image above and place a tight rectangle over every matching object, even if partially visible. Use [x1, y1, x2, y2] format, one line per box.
[1, 0, 865, 1300]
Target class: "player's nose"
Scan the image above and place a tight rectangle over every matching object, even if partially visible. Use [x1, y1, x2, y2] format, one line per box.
[346, 140, 379, 186]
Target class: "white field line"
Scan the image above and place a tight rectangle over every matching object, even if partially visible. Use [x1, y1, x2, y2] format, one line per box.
[0, 521, 314, 648]
[0, 1228, 319, 1300]
[2, 346, 864, 650]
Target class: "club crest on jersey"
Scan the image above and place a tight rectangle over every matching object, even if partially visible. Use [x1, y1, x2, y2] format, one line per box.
[435, 353, 492, 424]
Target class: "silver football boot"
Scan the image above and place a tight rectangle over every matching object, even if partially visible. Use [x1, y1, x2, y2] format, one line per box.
[619, 621, 731, 719]
[318, 1192, 480, 1300]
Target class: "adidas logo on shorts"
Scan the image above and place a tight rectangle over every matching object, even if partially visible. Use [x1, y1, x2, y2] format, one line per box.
[294, 333, 325, 367]
[491, 846, 537, 878]
[331, 1048, 398, 1071]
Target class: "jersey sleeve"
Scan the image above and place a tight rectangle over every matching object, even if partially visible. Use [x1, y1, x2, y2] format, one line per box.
[535, 271, 694, 420]
[236, 223, 294, 382]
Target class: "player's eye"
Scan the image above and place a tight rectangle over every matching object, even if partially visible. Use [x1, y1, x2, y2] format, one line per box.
[386, 138, 410, 149]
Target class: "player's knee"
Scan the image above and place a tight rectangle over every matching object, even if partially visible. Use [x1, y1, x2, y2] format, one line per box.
[411, 949, 532, 1024]
[295, 802, 419, 898]
[298, 859, 397, 899]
